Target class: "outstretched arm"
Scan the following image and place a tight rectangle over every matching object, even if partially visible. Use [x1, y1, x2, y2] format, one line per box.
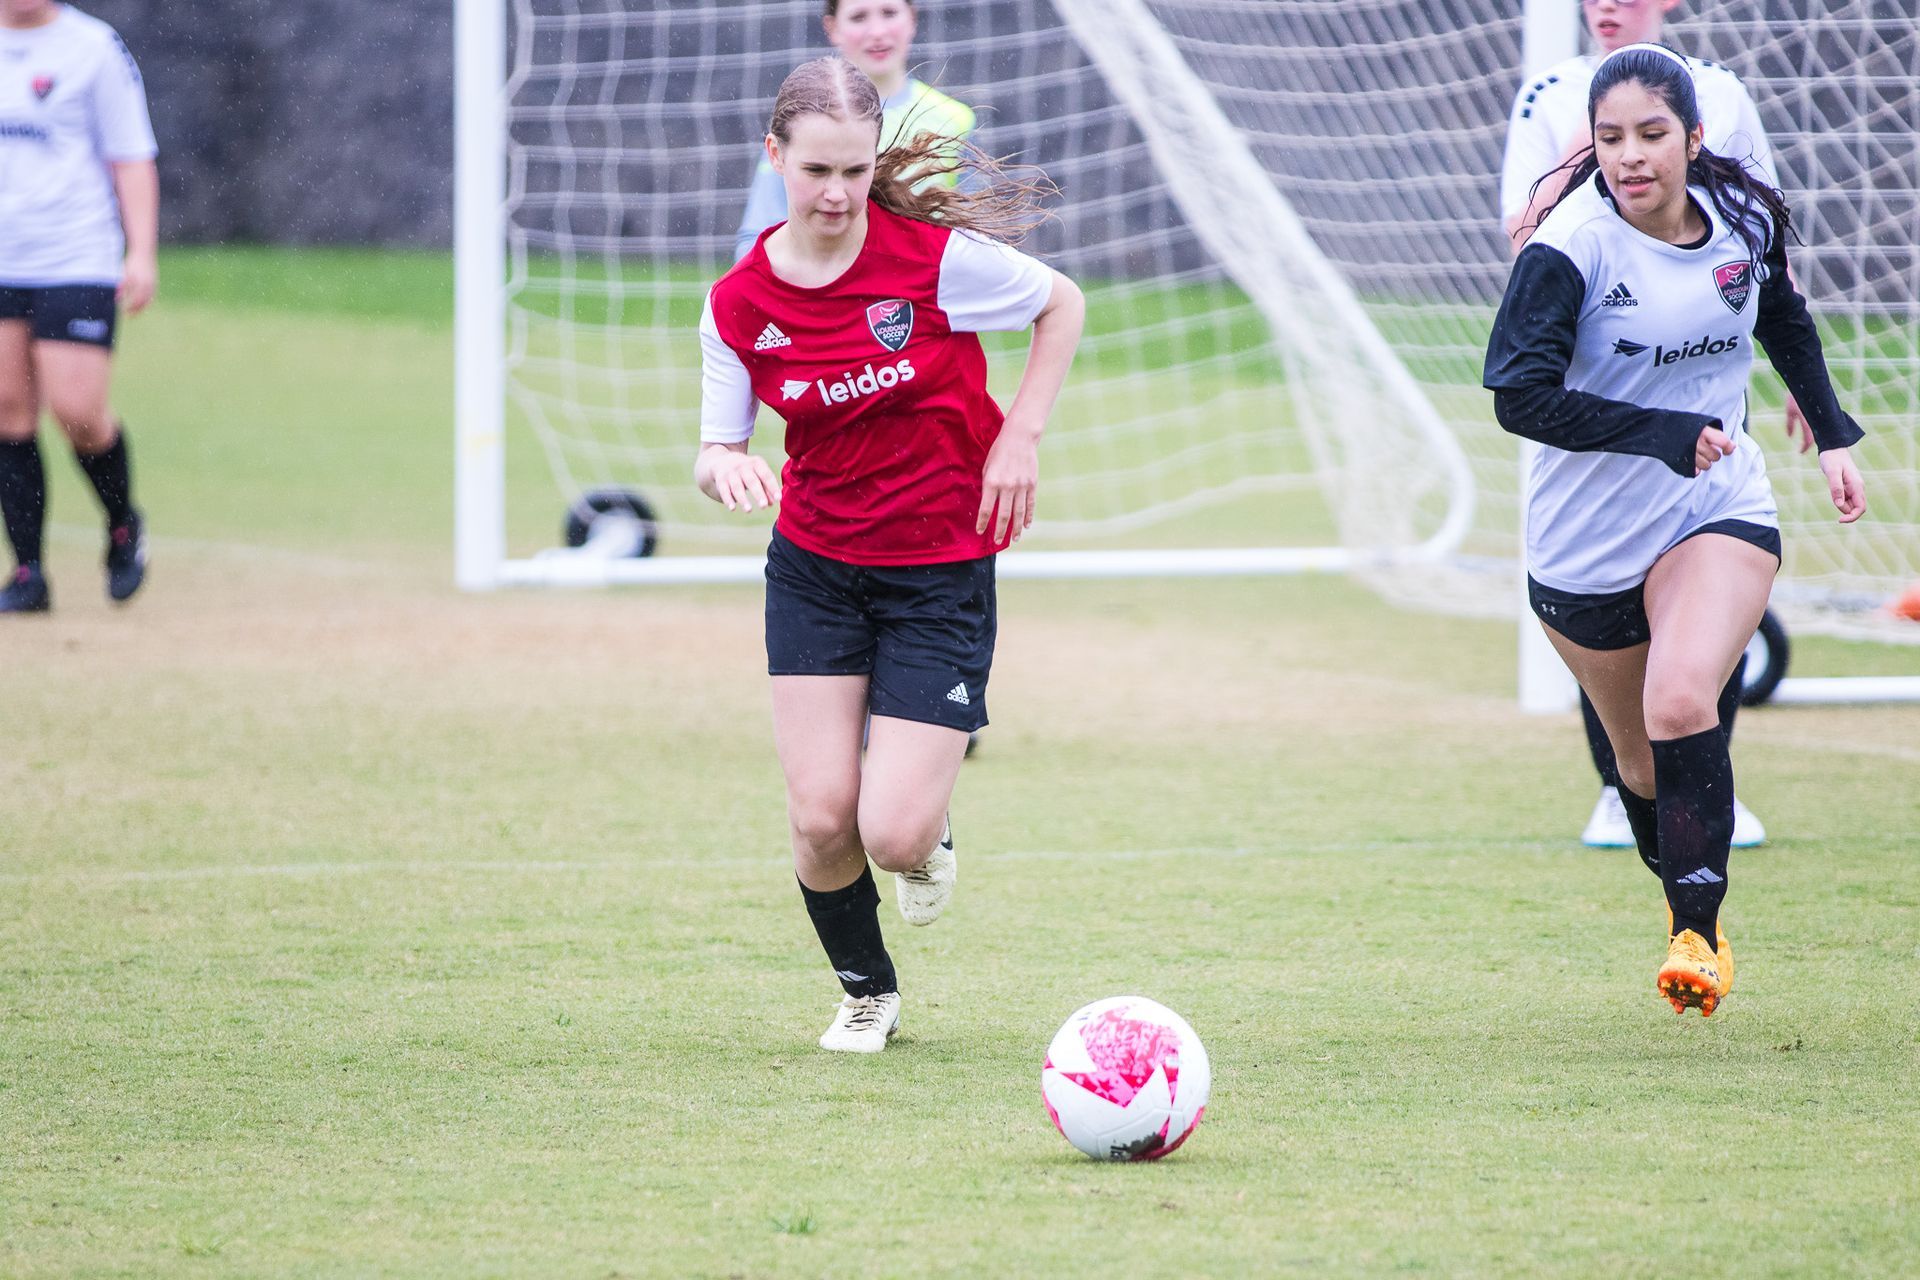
[976, 270, 1084, 547]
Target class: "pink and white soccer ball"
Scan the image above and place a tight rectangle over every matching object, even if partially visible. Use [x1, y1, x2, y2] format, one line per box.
[1041, 996, 1210, 1161]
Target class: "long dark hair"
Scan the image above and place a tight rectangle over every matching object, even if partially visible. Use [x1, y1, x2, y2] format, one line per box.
[768, 56, 1055, 245]
[1528, 44, 1792, 263]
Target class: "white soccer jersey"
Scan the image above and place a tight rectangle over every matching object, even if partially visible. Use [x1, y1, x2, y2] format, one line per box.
[1484, 173, 1862, 594]
[1500, 53, 1777, 221]
[0, 5, 157, 286]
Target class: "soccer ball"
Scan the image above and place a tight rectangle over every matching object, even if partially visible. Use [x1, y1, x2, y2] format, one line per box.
[1041, 996, 1210, 1161]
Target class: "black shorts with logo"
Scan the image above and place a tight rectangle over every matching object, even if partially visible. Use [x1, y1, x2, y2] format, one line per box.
[765, 528, 995, 733]
[0, 284, 118, 349]
[1528, 519, 1783, 650]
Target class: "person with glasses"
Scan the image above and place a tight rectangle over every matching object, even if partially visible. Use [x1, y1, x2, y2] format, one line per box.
[1500, 0, 1793, 850]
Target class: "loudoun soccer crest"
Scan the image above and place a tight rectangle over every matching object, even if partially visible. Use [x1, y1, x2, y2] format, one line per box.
[31, 74, 55, 100]
[1713, 260, 1753, 313]
[866, 299, 914, 352]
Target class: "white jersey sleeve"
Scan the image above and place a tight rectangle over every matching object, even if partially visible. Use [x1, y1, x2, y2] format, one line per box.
[91, 28, 156, 162]
[937, 231, 1055, 333]
[699, 296, 758, 443]
[1499, 82, 1560, 221]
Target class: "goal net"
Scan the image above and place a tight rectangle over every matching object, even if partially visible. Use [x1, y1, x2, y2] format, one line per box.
[463, 0, 1919, 647]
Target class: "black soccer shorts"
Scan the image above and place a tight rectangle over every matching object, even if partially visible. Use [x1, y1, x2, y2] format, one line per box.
[0, 284, 118, 349]
[764, 528, 995, 733]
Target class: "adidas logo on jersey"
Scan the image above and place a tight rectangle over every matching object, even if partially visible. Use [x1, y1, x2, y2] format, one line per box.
[945, 682, 969, 706]
[1601, 282, 1638, 307]
[754, 322, 792, 351]
[813, 358, 916, 405]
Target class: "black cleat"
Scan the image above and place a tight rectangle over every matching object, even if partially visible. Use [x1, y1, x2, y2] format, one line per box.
[0, 564, 51, 613]
[105, 511, 147, 603]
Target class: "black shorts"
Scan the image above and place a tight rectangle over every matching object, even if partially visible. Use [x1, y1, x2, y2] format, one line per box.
[765, 528, 995, 733]
[1529, 519, 1783, 650]
[0, 284, 118, 349]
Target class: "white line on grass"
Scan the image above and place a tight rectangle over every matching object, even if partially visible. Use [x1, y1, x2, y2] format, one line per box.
[0, 839, 1554, 887]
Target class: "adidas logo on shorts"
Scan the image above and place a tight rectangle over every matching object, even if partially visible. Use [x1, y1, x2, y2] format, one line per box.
[1601, 282, 1638, 307]
[945, 682, 970, 706]
[754, 322, 792, 351]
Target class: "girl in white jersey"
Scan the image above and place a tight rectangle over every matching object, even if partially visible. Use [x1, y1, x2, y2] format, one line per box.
[1502, 0, 1786, 851]
[1484, 45, 1865, 1017]
[733, 0, 975, 260]
[0, 0, 157, 613]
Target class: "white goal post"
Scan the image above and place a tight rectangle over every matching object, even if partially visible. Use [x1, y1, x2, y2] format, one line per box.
[453, 0, 1920, 701]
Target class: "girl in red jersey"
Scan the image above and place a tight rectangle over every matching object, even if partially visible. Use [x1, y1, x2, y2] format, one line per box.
[698, 56, 1084, 1053]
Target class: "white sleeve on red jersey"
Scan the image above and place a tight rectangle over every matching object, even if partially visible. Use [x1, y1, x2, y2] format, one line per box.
[699, 296, 759, 443]
[93, 29, 158, 162]
[937, 231, 1055, 332]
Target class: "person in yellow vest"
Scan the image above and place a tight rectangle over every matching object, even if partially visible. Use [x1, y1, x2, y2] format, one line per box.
[734, 0, 974, 260]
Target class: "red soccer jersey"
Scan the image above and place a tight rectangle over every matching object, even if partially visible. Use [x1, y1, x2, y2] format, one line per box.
[700, 203, 1055, 565]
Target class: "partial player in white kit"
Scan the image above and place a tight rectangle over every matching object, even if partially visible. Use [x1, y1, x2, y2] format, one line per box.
[0, 0, 156, 613]
[1485, 43, 1866, 1016]
[1501, 0, 1788, 849]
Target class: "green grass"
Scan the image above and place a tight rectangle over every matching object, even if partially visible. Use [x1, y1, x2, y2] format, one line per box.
[4, 249, 1919, 1277]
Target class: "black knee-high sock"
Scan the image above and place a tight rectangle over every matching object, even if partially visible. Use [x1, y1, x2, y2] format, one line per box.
[798, 866, 897, 998]
[1615, 784, 1661, 879]
[1652, 726, 1734, 941]
[0, 437, 47, 568]
[1719, 653, 1747, 745]
[74, 427, 134, 527]
[1580, 690, 1622, 789]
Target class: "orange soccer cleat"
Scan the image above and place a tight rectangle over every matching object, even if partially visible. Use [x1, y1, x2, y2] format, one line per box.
[1658, 929, 1723, 1016]
[1667, 906, 1733, 999]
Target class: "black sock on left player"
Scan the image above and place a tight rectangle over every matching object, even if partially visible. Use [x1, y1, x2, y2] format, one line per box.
[1652, 726, 1734, 941]
[1579, 690, 1622, 790]
[0, 436, 47, 569]
[75, 427, 135, 528]
[1717, 653, 1747, 743]
[1615, 784, 1660, 878]
[798, 866, 898, 999]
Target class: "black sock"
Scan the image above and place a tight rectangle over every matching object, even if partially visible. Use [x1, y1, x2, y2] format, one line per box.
[1652, 726, 1734, 942]
[1580, 690, 1622, 789]
[1616, 784, 1661, 878]
[1718, 654, 1747, 745]
[798, 866, 897, 998]
[0, 437, 47, 568]
[75, 428, 135, 528]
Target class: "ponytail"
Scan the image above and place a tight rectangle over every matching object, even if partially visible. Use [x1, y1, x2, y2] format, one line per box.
[768, 56, 1056, 247]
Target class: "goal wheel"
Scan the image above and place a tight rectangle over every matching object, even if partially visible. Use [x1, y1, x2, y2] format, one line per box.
[1739, 608, 1790, 707]
[562, 488, 659, 559]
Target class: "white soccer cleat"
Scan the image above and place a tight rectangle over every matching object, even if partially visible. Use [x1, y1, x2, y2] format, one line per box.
[818, 992, 901, 1053]
[1731, 797, 1767, 847]
[895, 815, 956, 926]
[1581, 786, 1635, 848]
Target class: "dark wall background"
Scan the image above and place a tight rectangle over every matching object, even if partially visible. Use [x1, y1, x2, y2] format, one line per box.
[92, 0, 451, 245]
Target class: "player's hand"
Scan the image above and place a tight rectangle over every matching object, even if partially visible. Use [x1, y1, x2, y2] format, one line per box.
[118, 252, 157, 315]
[977, 422, 1040, 548]
[1818, 446, 1865, 523]
[704, 448, 780, 512]
[1782, 394, 1813, 454]
[1693, 424, 1735, 475]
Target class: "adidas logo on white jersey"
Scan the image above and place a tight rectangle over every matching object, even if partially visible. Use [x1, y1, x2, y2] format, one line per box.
[1676, 866, 1726, 886]
[754, 322, 792, 351]
[945, 682, 970, 706]
[1601, 282, 1638, 307]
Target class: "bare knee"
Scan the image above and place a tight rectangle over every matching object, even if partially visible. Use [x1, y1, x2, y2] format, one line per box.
[0, 387, 34, 440]
[788, 790, 859, 859]
[1643, 674, 1720, 742]
[862, 814, 943, 874]
[1615, 749, 1656, 800]
[49, 401, 116, 454]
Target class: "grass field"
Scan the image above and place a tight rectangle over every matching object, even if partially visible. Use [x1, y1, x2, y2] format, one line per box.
[4, 250, 1920, 1278]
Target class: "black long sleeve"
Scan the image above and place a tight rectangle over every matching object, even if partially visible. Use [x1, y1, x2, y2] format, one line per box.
[1752, 233, 1866, 452]
[1484, 245, 1713, 477]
